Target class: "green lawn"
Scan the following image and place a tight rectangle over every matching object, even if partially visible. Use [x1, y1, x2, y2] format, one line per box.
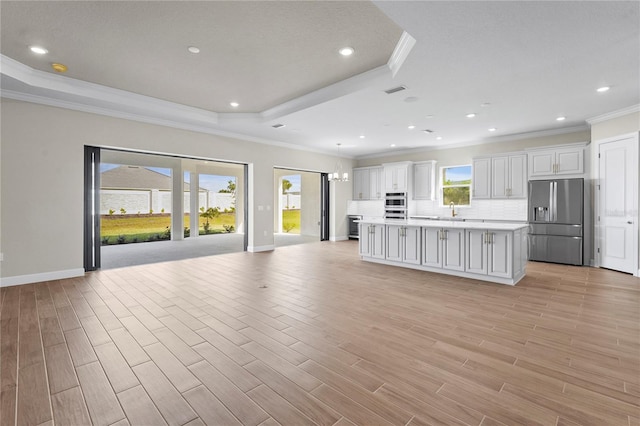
[100, 213, 236, 244]
[282, 209, 300, 234]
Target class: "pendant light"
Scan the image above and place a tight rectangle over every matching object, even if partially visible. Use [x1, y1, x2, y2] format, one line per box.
[328, 143, 349, 182]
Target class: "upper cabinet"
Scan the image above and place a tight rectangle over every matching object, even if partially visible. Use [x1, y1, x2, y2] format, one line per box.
[383, 162, 412, 193]
[473, 153, 527, 200]
[353, 168, 370, 200]
[472, 157, 491, 199]
[491, 154, 527, 199]
[353, 166, 383, 200]
[369, 167, 383, 200]
[527, 143, 587, 179]
[413, 161, 436, 200]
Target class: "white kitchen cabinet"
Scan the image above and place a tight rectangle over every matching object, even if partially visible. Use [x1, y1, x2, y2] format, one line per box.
[421, 227, 464, 271]
[472, 157, 491, 199]
[359, 223, 385, 259]
[386, 225, 421, 264]
[527, 143, 586, 179]
[413, 161, 436, 200]
[358, 219, 528, 285]
[490, 154, 527, 199]
[353, 166, 383, 200]
[353, 168, 370, 200]
[465, 229, 512, 278]
[369, 167, 383, 200]
[384, 162, 411, 192]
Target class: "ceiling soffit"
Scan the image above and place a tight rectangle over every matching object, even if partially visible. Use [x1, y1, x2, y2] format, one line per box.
[0, 1, 403, 113]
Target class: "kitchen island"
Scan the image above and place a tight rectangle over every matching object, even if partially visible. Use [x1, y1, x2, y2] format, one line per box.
[357, 218, 528, 285]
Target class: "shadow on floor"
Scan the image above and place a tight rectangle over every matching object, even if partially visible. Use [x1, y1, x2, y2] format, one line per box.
[101, 233, 321, 269]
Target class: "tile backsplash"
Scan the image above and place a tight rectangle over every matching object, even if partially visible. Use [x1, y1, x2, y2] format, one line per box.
[347, 198, 527, 221]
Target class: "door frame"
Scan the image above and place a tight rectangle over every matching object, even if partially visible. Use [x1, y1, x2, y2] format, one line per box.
[593, 132, 640, 276]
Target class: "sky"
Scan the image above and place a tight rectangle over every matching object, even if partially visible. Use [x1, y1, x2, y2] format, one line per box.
[282, 174, 301, 192]
[442, 165, 472, 183]
[101, 164, 301, 192]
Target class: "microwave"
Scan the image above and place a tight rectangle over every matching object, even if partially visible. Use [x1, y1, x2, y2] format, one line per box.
[384, 192, 407, 219]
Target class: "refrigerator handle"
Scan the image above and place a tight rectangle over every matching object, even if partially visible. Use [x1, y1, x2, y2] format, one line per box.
[553, 181, 558, 222]
[548, 182, 556, 222]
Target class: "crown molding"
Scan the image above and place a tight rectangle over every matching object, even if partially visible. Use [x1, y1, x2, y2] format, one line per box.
[586, 104, 640, 125]
[1, 89, 343, 158]
[1, 53, 389, 159]
[387, 31, 416, 77]
[356, 124, 590, 160]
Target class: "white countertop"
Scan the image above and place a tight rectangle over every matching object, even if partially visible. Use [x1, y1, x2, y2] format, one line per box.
[356, 218, 528, 231]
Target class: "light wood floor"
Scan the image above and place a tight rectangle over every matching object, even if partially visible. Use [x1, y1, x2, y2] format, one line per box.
[1, 240, 639, 426]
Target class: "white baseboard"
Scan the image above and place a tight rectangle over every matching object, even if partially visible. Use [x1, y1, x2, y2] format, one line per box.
[0, 268, 85, 287]
[247, 245, 275, 253]
[330, 236, 348, 242]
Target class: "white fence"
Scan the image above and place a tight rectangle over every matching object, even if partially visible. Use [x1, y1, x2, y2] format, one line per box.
[101, 190, 235, 214]
[280, 194, 301, 209]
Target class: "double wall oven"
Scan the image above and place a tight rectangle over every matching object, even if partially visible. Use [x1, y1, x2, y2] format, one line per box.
[384, 192, 407, 220]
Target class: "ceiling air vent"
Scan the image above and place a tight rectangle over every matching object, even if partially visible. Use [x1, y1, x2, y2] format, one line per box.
[422, 129, 434, 134]
[384, 85, 407, 95]
[272, 124, 286, 129]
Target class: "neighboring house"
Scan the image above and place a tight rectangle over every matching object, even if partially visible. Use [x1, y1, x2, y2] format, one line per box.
[100, 165, 234, 214]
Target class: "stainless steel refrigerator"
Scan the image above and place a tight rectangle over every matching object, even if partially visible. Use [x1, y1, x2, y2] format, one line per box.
[528, 178, 584, 266]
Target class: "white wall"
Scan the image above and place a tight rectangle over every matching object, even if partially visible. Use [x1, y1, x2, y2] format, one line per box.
[0, 99, 353, 282]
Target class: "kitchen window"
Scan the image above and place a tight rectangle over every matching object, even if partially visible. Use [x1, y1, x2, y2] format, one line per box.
[441, 165, 471, 206]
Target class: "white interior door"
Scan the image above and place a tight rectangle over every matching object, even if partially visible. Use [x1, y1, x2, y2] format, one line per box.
[599, 136, 639, 274]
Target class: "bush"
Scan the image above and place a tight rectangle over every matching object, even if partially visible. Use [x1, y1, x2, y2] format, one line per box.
[120, 208, 126, 214]
[117, 235, 126, 244]
[222, 224, 235, 233]
[108, 209, 115, 215]
[184, 227, 190, 237]
[101, 236, 110, 245]
[283, 223, 295, 233]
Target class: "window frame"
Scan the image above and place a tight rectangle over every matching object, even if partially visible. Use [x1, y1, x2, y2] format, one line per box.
[439, 164, 472, 207]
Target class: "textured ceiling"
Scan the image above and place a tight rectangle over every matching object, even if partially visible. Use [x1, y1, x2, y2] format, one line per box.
[1, 1, 639, 158]
[1, 1, 401, 112]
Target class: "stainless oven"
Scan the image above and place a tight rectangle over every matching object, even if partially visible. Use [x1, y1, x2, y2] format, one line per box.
[384, 192, 407, 219]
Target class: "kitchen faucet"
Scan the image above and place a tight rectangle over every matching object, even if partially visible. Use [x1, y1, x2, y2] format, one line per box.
[450, 201, 457, 217]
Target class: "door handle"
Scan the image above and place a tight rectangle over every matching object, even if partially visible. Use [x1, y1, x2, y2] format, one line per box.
[628, 221, 634, 224]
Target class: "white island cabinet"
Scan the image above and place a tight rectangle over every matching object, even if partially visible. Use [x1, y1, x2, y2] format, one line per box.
[357, 219, 528, 285]
[359, 223, 385, 259]
[386, 225, 421, 265]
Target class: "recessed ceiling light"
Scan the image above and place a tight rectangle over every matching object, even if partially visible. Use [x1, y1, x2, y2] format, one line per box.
[29, 46, 48, 55]
[404, 96, 419, 103]
[426, 115, 434, 119]
[480, 102, 491, 107]
[230, 102, 239, 108]
[488, 127, 497, 132]
[359, 135, 365, 139]
[466, 113, 476, 118]
[436, 136, 443, 140]
[556, 116, 566, 121]
[339, 47, 354, 56]
[408, 125, 415, 130]
[188, 46, 200, 54]
[597, 86, 610, 93]
[390, 144, 396, 147]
